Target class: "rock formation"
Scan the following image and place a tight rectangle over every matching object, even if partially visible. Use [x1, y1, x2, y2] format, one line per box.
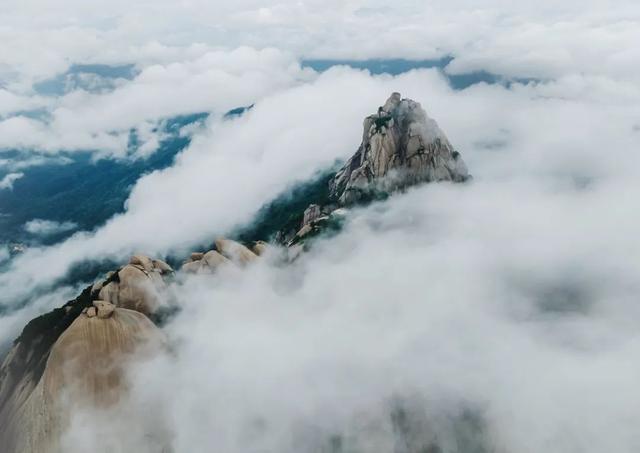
[252, 240, 269, 256]
[0, 307, 163, 452]
[0, 255, 171, 452]
[268, 93, 470, 246]
[180, 238, 259, 274]
[181, 249, 230, 274]
[302, 204, 322, 227]
[329, 92, 469, 204]
[214, 238, 258, 265]
[95, 255, 173, 316]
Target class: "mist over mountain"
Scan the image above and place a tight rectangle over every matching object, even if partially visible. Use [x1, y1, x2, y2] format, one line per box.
[1, 1, 640, 452]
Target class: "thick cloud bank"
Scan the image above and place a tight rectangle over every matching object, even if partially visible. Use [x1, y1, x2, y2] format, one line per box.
[0, 48, 310, 156]
[61, 172, 640, 451]
[42, 65, 640, 453]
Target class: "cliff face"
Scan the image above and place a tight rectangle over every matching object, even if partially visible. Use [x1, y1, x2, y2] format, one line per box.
[329, 92, 469, 204]
[0, 258, 173, 453]
[0, 308, 163, 453]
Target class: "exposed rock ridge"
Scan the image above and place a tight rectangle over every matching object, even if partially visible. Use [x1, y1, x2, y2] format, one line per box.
[0, 237, 267, 451]
[0, 256, 175, 452]
[1, 307, 163, 453]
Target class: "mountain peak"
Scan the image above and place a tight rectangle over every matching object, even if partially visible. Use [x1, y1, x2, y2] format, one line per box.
[329, 92, 469, 204]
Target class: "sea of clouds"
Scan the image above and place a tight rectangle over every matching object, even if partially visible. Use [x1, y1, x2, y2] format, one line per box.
[61, 173, 640, 451]
[1, 0, 640, 451]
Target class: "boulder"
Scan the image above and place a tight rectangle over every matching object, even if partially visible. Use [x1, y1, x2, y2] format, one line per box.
[129, 254, 154, 272]
[215, 238, 257, 265]
[116, 265, 165, 315]
[152, 259, 173, 274]
[93, 300, 115, 319]
[252, 241, 269, 256]
[190, 252, 204, 261]
[182, 249, 234, 274]
[181, 260, 203, 274]
[98, 263, 167, 316]
[202, 250, 230, 271]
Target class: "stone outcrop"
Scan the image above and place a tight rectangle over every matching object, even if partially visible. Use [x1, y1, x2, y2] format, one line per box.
[181, 249, 230, 274]
[95, 255, 173, 316]
[252, 241, 269, 256]
[180, 238, 263, 274]
[0, 262, 167, 453]
[0, 255, 173, 453]
[0, 308, 163, 453]
[214, 238, 258, 265]
[329, 92, 469, 204]
[287, 208, 346, 247]
[93, 300, 116, 319]
[302, 204, 322, 228]
[269, 93, 470, 248]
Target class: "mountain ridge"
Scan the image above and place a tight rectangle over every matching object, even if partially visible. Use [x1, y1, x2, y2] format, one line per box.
[0, 93, 470, 452]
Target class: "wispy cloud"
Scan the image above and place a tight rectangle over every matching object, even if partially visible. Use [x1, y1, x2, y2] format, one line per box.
[0, 172, 24, 190]
[23, 219, 78, 236]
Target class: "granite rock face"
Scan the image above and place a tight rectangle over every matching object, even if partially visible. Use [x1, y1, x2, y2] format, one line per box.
[214, 238, 258, 265]
[270, 93, 470, 248]
[181, 249, 230, 274]
[329, 92, 469, 204]
[180, 238, 259, 274]
[96, 256, 173, 316]
[0, 308, 163, 453]
[0, 243, 261, 451]
[0, 255, 171, 452]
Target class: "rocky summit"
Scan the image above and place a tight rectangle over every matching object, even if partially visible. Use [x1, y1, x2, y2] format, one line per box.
[272, 92, 470, 245]
[329, 92, 469, 205]
[0, 93, 470, 452]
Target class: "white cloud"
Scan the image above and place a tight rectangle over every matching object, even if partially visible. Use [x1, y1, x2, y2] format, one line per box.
[0, 172, 24, 190]
[0, 89, 46, 116]
[0, 65, 638, 311]
[0, 1, 637, 161]
[60, 173, 640, 451]
[0, 47, 312, 157]
[0, 0, 638, 86]
[23, 219, 78, 236]
[0, 154, 73, 171]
